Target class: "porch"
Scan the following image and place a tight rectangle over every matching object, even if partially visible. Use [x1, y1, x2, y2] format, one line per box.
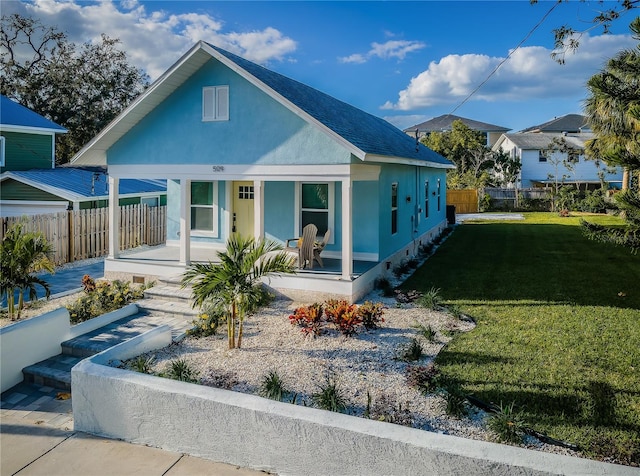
[105, 244, 383, 303]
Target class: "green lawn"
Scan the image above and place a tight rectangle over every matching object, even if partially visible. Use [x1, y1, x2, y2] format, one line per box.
[402, 212, 640, 465]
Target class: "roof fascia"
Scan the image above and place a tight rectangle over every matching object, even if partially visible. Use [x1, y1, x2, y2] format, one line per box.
[0, 173, 84, 200]
[0, 125, 66, 135]
[200, 42, 367, 161]
[363, 153, 456, 169]
[71, 42, 208, 165]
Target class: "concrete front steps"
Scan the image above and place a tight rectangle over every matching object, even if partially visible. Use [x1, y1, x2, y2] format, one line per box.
[21, 277, 198, 391]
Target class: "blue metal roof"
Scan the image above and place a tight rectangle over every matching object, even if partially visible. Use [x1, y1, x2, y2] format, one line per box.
[2, 167, 166, 199]
[0, 95, 67, 133]
[208, 44, 453, 167]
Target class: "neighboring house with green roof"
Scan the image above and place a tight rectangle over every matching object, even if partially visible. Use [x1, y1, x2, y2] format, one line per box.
[72, 41, 454, 301]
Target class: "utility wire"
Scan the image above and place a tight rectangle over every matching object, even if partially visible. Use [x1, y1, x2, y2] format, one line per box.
[448, 1, 560, 116]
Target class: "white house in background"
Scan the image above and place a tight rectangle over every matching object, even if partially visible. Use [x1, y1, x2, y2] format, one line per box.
[492, 114, 623, 189]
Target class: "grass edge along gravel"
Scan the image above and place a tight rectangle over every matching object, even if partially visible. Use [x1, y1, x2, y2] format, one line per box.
[402, 212, 640, 467]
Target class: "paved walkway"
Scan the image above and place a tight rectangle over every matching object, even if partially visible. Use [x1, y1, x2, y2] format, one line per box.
[1, 411, 263, 475]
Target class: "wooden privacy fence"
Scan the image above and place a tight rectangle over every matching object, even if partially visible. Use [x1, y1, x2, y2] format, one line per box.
[1, 205, 166, 265]
[446, 189, 478, 213]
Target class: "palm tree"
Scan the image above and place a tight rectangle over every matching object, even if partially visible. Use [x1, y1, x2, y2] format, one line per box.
[182, 234, 297, 349]
[1, 222, 55, 319]
[581, 17, 640, 253]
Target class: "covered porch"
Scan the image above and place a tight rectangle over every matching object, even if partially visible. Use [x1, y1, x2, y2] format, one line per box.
[104, 243, 383, 302]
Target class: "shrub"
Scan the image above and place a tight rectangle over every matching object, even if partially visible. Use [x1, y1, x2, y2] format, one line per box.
[405, 362, 440, 393]
[66, 278, 151, 323]
[398, 337, 423, 362]
[417, 286, 441, 310]
[324, 299, 361, 337]
[358, 301, 385, 330]
[413, 322, 437, 342]
[189, 302, 225, 337]
[311, 374, 348, 413]
[440, 381, 468, 417]
[166, 358, 199, 383]
[418, 242, 434, 257]
[393, 260, 410, 278]
[259, 370, 288, 401]
[81, 274, 96, 292]
[374, 276, 395, 297]
[289, 302, 325, 337]
[131, 355, 155, 374]
[487, 402, 526, 444]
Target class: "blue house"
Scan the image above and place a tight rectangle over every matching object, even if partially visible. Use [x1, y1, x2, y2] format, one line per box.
[72, 42, 454, 301]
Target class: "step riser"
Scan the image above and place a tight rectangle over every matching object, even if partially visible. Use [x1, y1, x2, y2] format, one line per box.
[23, 373, 70, 391]
[143, 291, 193, 305]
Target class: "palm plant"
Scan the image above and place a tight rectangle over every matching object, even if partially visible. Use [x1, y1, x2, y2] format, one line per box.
[182, 234, 296, 349]
[1, 222, 55, 319]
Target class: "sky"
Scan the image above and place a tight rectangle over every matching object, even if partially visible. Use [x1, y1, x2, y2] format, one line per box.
[3, 1, 637, 133]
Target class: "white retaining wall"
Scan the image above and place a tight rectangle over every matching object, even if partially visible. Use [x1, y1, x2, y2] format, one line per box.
[72, 330, 636, 476]
[0, 304, 139, 392]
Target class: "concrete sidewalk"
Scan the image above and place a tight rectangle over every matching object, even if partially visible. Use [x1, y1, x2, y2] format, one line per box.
[1, 410, 266, 476]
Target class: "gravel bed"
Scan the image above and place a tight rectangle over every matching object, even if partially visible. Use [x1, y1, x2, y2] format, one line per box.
[132, 291, 584, 460]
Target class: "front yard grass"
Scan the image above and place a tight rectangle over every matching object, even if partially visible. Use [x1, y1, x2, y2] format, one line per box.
[402, 212, 640, 465]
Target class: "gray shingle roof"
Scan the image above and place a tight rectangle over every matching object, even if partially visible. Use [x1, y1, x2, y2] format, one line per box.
[403, 114, 510, 133]
[502, 132, 593, 150]
[209, 44, 453, 167]
[520, 114, 587, 133]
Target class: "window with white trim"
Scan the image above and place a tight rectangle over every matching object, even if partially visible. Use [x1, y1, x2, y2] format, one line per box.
[301, 183, 330, 236]
[190, 181, 218, 234]
[538, 150, 547, 163]
[391, 182, 398, 235]
[0, 136, 5, 167]
[202, 86, 229, 122]
[437, 179, 441, 212]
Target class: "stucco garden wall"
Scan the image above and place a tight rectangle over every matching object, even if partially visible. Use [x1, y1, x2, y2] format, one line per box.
[72, 329, 636, 476]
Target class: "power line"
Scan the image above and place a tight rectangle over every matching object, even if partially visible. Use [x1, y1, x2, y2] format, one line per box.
[448, 1, 560, 116]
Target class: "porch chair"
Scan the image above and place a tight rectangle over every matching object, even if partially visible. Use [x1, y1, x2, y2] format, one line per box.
[312, 229, 331, 268]
[285, 223, 318, 269]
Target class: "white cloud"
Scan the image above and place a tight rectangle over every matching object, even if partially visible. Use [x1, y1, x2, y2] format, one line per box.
[382, 32, 634, 111]
[339, 39, 425, 64]
[17, 0, 297, 80]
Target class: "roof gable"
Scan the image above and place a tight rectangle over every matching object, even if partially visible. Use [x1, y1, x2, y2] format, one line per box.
[0, 95, 67, 134]
[520, 114, 587, 133]
[498, 132, 593, 150]
[404, 114, 510, 133]
[73, 42, 452, 169]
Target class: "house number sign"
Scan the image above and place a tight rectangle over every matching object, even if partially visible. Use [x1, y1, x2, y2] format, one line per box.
[212, 166, 225, 172]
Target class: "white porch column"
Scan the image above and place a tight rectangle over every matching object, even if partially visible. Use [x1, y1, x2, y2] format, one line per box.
[254, 180, 264, 240]
[179, 179, 191, 266]
[341, 179, 353, 280]
[108, 176, 119, 259]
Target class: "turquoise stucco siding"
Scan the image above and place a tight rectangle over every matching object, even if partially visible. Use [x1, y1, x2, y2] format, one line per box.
[264, 182, 296, 243]
[378, 164, 447, 259]
[108, 59, 352, 167]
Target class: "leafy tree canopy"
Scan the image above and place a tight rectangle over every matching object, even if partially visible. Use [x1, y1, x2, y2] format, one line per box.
[531, 0, 640, 64]
[0, 14, 149, 164]
[422, 120, 519, 190]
